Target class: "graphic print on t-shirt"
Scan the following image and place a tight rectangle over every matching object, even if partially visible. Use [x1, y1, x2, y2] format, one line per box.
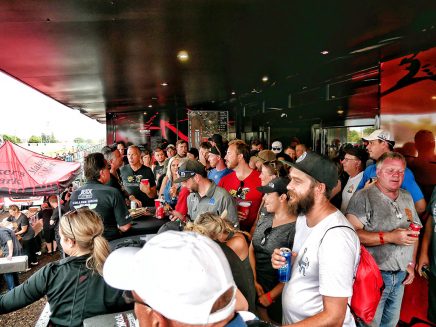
[126, 174, 142, 185]
[297, 247, 309, 276]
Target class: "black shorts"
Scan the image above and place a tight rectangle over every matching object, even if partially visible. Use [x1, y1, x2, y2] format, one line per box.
[43, 228, 55, 243]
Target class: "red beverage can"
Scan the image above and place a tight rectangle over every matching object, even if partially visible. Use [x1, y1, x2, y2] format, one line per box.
[409, 222, 422, 237]
[156, 205, 165, 219]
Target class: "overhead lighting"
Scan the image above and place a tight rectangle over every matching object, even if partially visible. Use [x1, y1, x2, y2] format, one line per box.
[337, 109, 344, 115]
[231, 91, 236, 95]
[177, 50, 189, 62]
[161, 82, 168, 86]
[143, 112, 147, 115]
[432, 95, 436, 100]
[320, 50, 329, 55]
[262, 76, 269, 83]
[148, 104, 153, 108]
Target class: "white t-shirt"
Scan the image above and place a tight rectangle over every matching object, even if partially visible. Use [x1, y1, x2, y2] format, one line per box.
[340, 171, 363, 213]
[282, 211, 360, 326]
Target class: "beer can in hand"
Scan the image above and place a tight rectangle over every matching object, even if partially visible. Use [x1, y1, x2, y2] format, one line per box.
[278, 247, 292, 282]
[130, 201, 137, 210]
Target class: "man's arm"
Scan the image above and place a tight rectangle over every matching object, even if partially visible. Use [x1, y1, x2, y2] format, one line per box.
[6, 240, 13, 260]
[417, 213, 432, 275]
[347, 213, 419, 246]
[283, 296, 348, 327]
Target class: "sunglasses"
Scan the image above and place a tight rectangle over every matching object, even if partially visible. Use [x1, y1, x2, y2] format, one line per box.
[63, 210, 78, 240]
[236, 181, 245, 198]
[391, 201, 403, 219]
[260, 227, 272, 246]
[123, 290, 150, 308]
[272, 147, 281, 151]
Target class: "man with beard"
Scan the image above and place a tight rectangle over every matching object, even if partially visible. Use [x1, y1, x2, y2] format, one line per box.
[346, 152, 420, 327]
[219, 140, 262, 231]
[170, 159, 238, 226]
[272, 152, 360, 326]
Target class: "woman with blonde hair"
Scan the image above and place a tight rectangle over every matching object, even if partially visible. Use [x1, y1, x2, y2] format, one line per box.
[159, 156, 181, 208]
[0, 208, 131, 327]
[185, 212, 256, 313]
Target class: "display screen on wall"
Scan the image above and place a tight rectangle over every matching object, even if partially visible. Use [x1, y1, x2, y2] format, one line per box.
[188, 110, 228, 148]
[380, 46, 436, 147]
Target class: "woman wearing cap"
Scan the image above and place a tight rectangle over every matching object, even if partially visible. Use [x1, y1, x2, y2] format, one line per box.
[249, 160, 288, 236]
[159, 156, 181, 209]
[184, 212, 256, 313]
[249, 176, 296, 323]
[0, 208, 131, 327]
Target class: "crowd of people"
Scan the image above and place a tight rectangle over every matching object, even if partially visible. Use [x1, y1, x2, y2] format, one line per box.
[0, 129, 434, 327]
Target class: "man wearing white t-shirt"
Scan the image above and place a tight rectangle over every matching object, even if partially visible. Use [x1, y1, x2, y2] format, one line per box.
[340, 147, 368, 213]
[273, 152, 360, 326]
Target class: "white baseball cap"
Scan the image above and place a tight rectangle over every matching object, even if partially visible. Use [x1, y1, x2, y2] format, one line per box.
[363, 129, 395, 145]
[103, 231, 236, 325]
[271, 141, 282, 154]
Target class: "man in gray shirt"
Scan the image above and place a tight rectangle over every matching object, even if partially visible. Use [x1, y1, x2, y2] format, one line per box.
[171, 159, 238, 227]
[347, 152, 421, 327]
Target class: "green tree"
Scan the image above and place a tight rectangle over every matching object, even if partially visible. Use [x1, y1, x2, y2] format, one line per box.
[3, 134, 21, 143]
[363, 127, 375, 137]
[49, 132, 57, 143]
[28, 135, 42, 143]
[347, 130, 360, 143]
[74, 137, 85, 144]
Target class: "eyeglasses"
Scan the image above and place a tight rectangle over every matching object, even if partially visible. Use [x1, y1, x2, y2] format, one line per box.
[260, 227, 272, 246]
[382, 168, 405, 176]
[236, 181, 245, 198]
[343, 157, 359, 162]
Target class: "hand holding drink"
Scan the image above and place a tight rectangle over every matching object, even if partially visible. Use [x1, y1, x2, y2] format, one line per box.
[408, 221, 422, 237]
[237, 201, 251, 220]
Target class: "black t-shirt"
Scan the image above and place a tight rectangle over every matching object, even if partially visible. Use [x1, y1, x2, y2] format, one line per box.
[120, 165, 156, 207]
[38, 208, 54, 229]
[15, 213, 35, 241]
[70, 181, 131, 240]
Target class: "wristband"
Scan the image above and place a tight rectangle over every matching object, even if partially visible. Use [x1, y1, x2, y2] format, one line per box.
[265, 292, 273, 304]
[378, 231, 384, 245]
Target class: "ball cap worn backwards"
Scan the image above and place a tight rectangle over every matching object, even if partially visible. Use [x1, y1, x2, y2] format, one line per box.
[103, 231, 236, 325]
[281, 151, 338, 190]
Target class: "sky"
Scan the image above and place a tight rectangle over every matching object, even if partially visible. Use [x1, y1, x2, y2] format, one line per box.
[0, 71, 106, 142]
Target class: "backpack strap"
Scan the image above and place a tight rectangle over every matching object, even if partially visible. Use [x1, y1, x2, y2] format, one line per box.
[319, 225, 356, 245]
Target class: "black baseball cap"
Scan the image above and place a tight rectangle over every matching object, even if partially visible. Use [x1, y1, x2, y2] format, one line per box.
[281, 152, 338, 190]
[174, 159, 206, 183]
[344, 147, 369, 163]
[257, 177, 289, 195]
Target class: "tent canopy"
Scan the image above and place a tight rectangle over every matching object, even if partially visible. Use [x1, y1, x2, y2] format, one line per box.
[0, 141, 81, 196]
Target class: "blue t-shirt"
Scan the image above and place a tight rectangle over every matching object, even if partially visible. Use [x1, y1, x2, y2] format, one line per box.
[357, 164, 424, 203]
[208, 168, 233, 184]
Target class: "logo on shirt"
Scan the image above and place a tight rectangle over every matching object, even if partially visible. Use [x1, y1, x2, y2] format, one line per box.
[298, 248, 309, 276]
[127, 175, 143, 183]
[77, 189, 93, 200]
